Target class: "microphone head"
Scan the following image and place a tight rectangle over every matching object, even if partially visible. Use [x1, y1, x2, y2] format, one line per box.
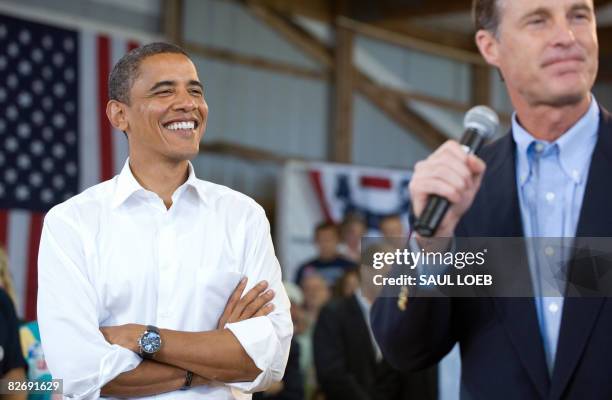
[464, 105, 499, 138]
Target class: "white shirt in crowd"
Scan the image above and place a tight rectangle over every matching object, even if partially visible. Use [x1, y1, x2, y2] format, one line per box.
[37, 160, 293, 399]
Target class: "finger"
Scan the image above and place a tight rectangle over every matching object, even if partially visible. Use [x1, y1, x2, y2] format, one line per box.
[414, 178, 463, 204]
[230, 280, 268, 321]
[219, 277, 247, 326]
[253, 302, 275, 318]
[434, 141, 469, 162]
[240, 289, 275, 319]
[467, 154, 486, 175]
[417, 163, 471, 193]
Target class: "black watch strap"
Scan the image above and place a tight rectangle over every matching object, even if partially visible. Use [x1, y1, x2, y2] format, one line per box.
[180, 370, 194, 390]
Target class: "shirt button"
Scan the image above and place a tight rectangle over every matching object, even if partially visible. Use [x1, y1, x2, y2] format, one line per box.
[544, 246, 554, 256]
[545, 192, 555, 203]
[548, 303, 559, 313]
[535, 142, 544, 153]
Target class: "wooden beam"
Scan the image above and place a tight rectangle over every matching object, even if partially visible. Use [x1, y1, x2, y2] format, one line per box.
[245, 0, 334, 22]
[374, 20, 477, 53]
[330, 24, 354, 163]
[354, 71, 449, 149]
[243, 0, 334, 67]
[338, 17, 487, 66]
[163, 0, 183, 45]
[199, 140, 303, 164]
[184, 41, 328, 80]
[347, 0, 471, 21]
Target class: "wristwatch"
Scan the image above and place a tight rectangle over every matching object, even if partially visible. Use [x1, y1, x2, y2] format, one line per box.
[138, 325, 162, 359]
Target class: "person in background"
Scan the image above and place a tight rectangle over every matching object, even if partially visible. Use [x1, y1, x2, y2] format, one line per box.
[295, 222, 357, 288]
[314, 243, 437, 400]
[0, 286, 27, 400]
[254, 282, 305, 400]
[332, 268, 360, 299]
[0, 248, 19, 311]
[338, 212, 367, 263]
[378, 214, 406, 249]
[297, 273, 330, 400]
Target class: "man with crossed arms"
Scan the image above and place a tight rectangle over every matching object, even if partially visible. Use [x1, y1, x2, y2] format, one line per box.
[37, 42, 292, 399]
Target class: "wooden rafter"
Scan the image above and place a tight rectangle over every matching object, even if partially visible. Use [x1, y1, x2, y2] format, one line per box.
[242, 0, 334, 67]
[338, 17, 487, 66]
[183, 42, 328, 80]
[199, 140, 301, 164]
[355, 71, 449, 149]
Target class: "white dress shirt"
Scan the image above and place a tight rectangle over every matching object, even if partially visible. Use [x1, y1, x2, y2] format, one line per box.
[37, 160, 293, 400]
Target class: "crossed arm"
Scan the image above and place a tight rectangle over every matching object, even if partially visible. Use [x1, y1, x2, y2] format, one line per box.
[100, 278, 275, 397]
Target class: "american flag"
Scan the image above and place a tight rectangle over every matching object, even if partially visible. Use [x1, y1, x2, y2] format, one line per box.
[0, 12, 139, 320]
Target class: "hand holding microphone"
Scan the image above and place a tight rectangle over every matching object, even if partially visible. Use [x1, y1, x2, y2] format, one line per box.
[411, 106, 499, 241]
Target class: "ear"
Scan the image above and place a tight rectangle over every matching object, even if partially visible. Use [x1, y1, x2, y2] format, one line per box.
[475, 29, 501, 68]
[106, 100, 129, 132]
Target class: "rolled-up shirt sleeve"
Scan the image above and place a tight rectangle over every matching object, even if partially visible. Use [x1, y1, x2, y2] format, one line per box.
[225, 205, 293, 393]
[37, 208, 142, 399]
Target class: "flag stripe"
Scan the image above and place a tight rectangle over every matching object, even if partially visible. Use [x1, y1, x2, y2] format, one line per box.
[0, 210, 7, 249]
[8, 210, 29, 317]
[128, 40, 139, 51]
[111, 38, 130, 174]
[361, 176, 392, 189]
[79, 31, 101, 190]
[25, 212, 44, 320]
[309, 170, 333, 222]
[97, 35, 114, 181]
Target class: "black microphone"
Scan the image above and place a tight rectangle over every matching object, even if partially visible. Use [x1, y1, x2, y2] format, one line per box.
[413, 106, 499, 237]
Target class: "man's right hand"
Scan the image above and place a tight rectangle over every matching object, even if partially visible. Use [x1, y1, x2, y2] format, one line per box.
[409, 140, 486, 243]
[217, 278, 275, 329]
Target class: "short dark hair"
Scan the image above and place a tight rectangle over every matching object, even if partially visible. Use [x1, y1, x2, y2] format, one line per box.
[108, 42, 190, 104]
[314, 221, 339, 237]
[472, 0, 502, 34]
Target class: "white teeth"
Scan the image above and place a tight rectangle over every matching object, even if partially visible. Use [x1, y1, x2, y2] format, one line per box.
[165, 121, 195, 130]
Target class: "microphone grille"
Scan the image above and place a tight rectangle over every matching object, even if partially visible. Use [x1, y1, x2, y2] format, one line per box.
[464, 105, 499, 138]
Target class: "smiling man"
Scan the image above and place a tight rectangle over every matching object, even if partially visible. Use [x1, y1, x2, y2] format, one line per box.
[372, 0, 612, 399]
[37, 43, 292, 399]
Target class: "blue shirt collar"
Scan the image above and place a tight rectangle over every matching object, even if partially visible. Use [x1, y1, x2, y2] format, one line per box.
[512, 97, 599, 187]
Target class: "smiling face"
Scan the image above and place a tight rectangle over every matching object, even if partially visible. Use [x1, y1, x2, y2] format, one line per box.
[108, 52, 208, 164]
[476, 0, 598, 108]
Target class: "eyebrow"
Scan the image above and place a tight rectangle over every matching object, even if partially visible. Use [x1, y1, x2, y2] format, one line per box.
[520, 2, 593, 22]
[148, 80, 204, 92]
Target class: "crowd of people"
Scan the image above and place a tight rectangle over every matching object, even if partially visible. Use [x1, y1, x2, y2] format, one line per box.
[260, 213, 438, 400]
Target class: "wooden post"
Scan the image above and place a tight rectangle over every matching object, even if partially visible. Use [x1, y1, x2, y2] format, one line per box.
[163, 0, 184, 45]
[331, 24, 354, 163]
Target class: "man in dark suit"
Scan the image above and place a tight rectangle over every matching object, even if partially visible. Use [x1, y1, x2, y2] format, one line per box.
[372, 0, 612, 399]
[314, 245, 437, 400]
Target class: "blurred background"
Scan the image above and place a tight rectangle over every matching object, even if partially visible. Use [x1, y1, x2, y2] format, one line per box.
[2, 1, 612, 399]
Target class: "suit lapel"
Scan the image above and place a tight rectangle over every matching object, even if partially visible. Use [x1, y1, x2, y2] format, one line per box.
[548, 109, 612, 399]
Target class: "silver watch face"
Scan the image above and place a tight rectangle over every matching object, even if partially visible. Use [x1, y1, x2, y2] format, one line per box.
[140, 330, 161, 354]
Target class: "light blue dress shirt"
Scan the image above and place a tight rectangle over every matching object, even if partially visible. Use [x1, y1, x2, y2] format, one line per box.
[512, 97, 599, 373]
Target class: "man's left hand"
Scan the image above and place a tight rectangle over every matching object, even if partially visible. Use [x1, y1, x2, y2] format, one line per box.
[100, 324, 145, 353]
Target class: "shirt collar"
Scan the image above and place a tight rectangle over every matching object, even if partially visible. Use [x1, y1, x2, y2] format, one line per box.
[512, 96, 599, 186]
[112, 159, 207, 208]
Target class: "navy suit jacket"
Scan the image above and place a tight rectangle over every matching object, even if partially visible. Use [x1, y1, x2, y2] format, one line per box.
[371, 108, 612, 400]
